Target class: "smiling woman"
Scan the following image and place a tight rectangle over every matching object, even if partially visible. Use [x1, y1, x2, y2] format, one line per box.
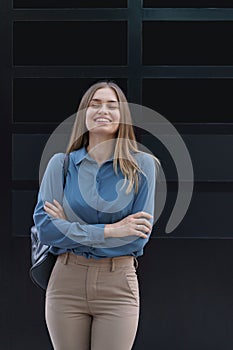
[33, 80, 160, 350]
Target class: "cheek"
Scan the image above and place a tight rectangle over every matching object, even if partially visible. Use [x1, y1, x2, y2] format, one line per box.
[112, 115, 121, 133]
[85, 111, 92, 129]
[114, 111, 121, 124]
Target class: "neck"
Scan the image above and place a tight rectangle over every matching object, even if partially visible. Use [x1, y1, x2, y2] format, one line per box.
[87, 136, 116, 165]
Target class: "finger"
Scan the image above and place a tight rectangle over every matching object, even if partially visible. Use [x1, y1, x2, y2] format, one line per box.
[135, 224, 151, 233]
[44, 201, 58, 210]
[44, 206, 58, 218]
[44, 201, 62, 213]
[134, 230, 148, 239]
[136, 218, 152, 230]
[44, 202, 61, 214]
[53, 199, 63, 210]
[133, 211, 153, 219]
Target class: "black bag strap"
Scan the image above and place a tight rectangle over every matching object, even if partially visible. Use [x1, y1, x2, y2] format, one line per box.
[62, 153, 70, 188]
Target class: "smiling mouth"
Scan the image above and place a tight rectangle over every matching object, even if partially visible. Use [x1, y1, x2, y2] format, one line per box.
[94, 118, 112, 122]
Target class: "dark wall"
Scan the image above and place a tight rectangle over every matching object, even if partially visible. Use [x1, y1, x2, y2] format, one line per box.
[1, 1, 233, 349]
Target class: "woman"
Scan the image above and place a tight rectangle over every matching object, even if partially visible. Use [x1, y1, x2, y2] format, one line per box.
[33, 81, 160, 350]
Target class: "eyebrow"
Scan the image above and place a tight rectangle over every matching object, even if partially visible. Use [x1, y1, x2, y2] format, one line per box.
[91, 98, 118, 103]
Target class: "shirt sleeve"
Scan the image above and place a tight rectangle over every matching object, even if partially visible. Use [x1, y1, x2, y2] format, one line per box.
[121, 152, 158, 253]
[33, 153, 105, 249]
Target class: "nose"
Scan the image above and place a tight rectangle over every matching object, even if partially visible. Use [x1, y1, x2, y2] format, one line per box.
[98, 103, 109, 113]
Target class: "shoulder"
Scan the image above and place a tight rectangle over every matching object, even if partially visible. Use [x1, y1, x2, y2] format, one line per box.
[47, 152, 66, 165]
[45, 152, 67, 173]
[39, 152, 67, 185]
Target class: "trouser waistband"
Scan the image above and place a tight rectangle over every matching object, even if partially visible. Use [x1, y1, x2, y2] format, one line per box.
[58, 252, 138, 272]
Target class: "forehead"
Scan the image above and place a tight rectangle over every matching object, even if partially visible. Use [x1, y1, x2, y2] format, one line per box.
[91, 87, 118, 101]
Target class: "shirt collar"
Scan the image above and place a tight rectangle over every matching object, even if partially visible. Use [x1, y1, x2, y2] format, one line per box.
[74, 146, 114, 165]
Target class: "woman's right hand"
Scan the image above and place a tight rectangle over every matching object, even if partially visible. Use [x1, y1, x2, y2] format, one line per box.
[104, 211, 153, 239]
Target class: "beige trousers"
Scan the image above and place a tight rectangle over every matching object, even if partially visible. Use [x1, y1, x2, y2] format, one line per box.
[45, 252, 140, 350]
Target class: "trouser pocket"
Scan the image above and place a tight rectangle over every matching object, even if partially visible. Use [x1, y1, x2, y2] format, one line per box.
[125, 270, 139, 304]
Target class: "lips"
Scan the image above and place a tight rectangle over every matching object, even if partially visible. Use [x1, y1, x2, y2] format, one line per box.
[94, 117, 112, 122]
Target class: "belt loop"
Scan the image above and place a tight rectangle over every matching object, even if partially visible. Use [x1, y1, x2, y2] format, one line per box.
[111, 258, 115, 272]
[134, 257, 138, 270]
[63, 252, 69, 265]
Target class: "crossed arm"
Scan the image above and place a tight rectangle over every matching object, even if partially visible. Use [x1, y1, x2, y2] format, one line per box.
[44, 199, 153, 239]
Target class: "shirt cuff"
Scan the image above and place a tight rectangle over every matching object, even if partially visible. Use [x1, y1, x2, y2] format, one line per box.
[82, 223, 105, 244]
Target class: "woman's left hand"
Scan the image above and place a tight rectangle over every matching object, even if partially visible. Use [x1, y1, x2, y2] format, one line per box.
[44, 199, 67, 220]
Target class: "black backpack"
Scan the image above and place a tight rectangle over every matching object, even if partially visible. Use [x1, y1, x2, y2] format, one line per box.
[29, 153, 69, 290]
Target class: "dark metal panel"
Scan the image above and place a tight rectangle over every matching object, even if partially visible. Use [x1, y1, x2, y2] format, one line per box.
[13, 66, 129, 78]
[127, 0, 143, 103]
[134, 238, 233, 350]
[142, 66, 233, 78]
[154, 183, 233, 238]
[14, 0, 127, 8]
[144, 0, 233, 8]
[12, 8, 233, 21]
[173, 123, 233, 135]
[13, 21, 127, 66]
[12, 65, 233, 79]
[12, 190, 37, 237]
[142, 134, 233, 182]
[12, 8, 129, 21]
[12, 134, 50, 181]
[0, 0, 14, 348]
[142, 8, 233, 21]
[143, 21, 233, 65]
[142, 79, 233, 123]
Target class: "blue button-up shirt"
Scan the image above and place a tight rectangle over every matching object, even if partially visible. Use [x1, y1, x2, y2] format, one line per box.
[33, 146, 157, 259]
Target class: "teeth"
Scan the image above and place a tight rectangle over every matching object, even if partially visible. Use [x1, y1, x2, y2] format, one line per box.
[95, 118, 111, 122]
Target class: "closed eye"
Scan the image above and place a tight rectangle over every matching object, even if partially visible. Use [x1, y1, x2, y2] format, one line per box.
[89, 103, 119, 110]
[107, 104, 119, 109]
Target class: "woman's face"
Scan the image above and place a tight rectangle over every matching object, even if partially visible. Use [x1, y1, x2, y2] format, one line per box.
[85, 87, 121, 138]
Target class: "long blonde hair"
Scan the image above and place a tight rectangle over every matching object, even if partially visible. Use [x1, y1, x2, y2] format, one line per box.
[66, 81, 160, 193]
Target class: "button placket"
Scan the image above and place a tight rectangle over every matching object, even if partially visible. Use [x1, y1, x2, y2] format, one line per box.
[96, 167, 101, 220]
